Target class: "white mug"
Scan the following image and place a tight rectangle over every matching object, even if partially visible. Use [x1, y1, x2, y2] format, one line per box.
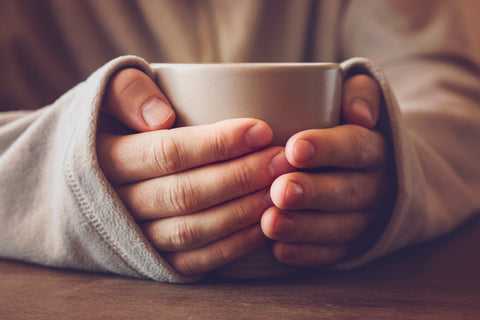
[153, 63, 342, 278]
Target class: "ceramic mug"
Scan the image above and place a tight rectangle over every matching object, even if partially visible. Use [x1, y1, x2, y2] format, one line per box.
[152, 63, 343, 278]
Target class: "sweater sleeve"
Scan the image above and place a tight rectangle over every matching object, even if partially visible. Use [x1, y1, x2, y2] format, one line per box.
[334, 0, 480, 268]
[0, 56, 199, 283]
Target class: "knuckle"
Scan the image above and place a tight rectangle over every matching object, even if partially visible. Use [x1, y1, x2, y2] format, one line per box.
[345, 74, 377, 93]
[168, 216, 198, 250]
[210, 129, 231, 161]
[231, 200, 258, 226]
[114, 68, 145, 96]
[318, 135, 337, 164]
[172, 254, 202, 277]
[316, 177, 340, 207]
[150, 133, 182, 174]
[213, 245, 229, 267]
[333, 215, 365, 243]
[357, 74, 376, 88]
[344, 175, 361, 209]
[350, 129, 371, 167]
[164, 175, 196, 214]
[232, 161, 257, 193]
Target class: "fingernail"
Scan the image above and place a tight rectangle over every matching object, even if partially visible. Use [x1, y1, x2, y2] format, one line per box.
[245, 123, 273, 149]
[351, 98, 373, 125]
[293, 139, 314, 164]
[141, 97, 174, 128]
[285, 181, 303, 206]
[268, 151, 295, 178]
[273, 213, 293, 236]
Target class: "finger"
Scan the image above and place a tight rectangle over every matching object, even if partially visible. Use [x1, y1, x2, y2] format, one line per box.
[270, 169, 384, 211]
[285, 124, 386, 169]
[272, 242, 348, 267]
[261, 207, 371, 244]
[118, 147, 293, 220]
[342, 74, 381, 129]
[97, 118, 274, 185]
[164, 225, 267, 277]
[141, 189, 270, 251]
[102, 68, 175, 132]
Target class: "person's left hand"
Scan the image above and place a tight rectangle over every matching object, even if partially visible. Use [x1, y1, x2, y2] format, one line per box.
[261, 74, 395, 267]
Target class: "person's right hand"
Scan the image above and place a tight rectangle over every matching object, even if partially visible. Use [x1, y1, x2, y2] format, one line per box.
[96, 68, 295, 277]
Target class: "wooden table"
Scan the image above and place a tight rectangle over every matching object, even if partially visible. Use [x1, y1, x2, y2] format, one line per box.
[2, 215, 479, 319]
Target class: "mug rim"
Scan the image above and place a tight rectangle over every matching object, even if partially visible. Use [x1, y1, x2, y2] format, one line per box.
[151, 62, 340, 70]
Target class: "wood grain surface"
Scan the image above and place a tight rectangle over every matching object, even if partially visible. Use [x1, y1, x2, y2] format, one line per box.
[1, 215, 479, 319]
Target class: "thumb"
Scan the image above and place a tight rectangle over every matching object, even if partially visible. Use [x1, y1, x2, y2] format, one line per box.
[342, 74, 381, 129]
[102, 68, 175, 132]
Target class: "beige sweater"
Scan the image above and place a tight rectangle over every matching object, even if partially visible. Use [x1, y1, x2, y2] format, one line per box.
[1, 0, 479, 283]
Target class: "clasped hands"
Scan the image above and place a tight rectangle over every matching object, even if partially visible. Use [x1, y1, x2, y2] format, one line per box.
[97, 68, 392, 277]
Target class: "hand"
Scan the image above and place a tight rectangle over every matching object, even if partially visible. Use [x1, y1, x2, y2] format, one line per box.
[261, 75, 395, 267]
[97, 68, 295, 276]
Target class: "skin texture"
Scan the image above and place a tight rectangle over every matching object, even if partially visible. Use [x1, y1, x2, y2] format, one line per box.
[96, 68, 392, 276]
